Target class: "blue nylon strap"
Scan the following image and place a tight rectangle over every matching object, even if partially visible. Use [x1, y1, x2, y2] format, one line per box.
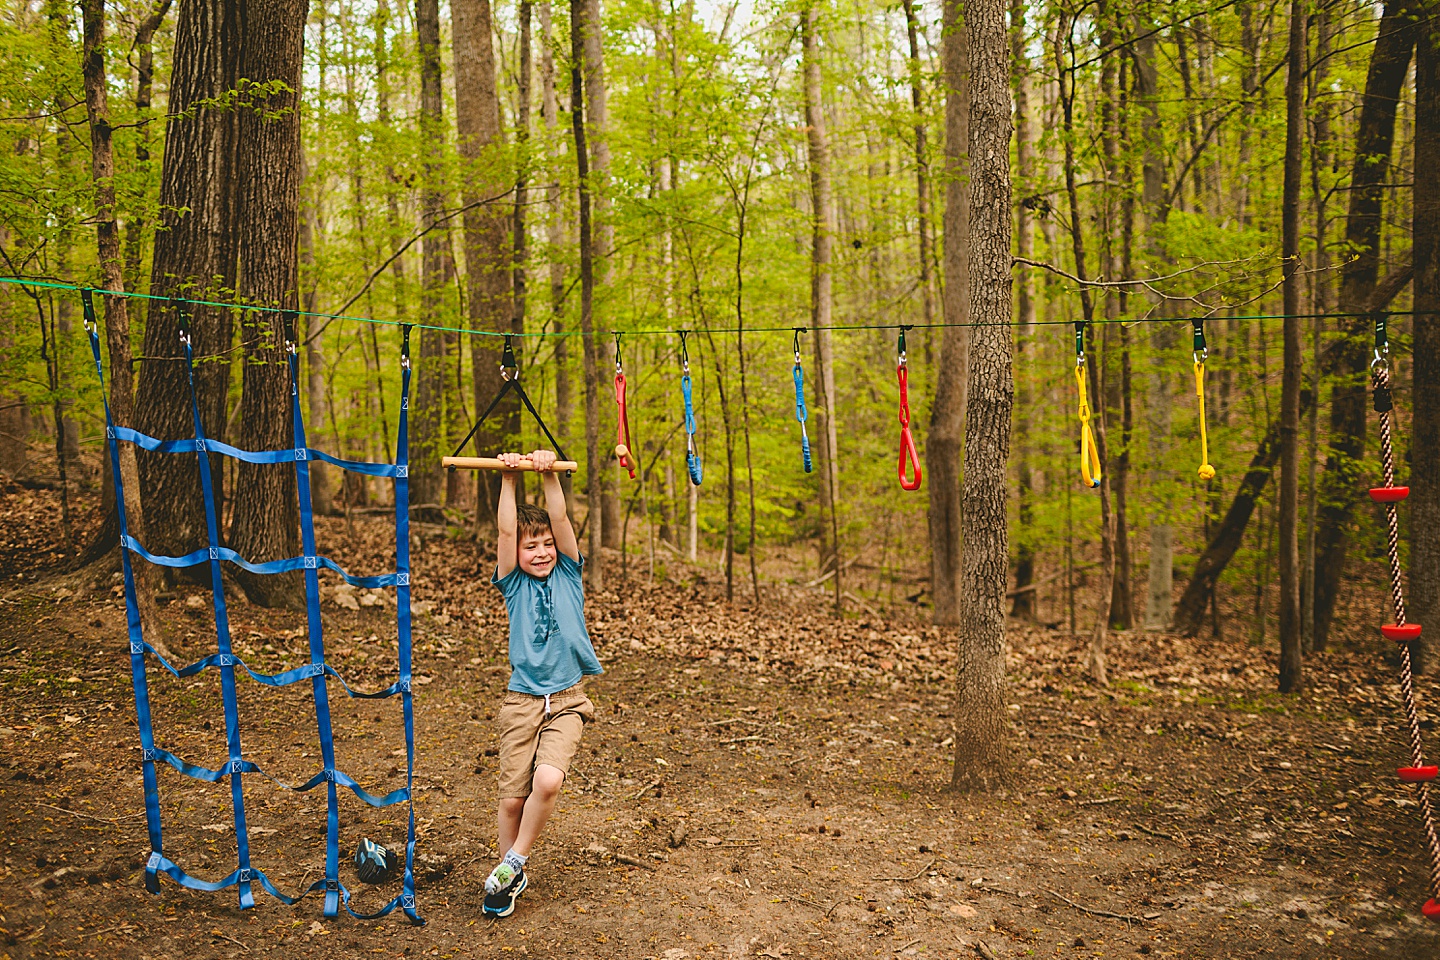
[148, 852, 412, 914]
[179, 333, 256, 910]
[107, 425, 403, 477]
[681, 372, 702, 485]
[136, 639, 405, 698]
[792, 363, 812, 474]
[120, 536, 398, 587]
[83, 308, 165, 894]
[394, 339, 422, 925]
[285, 347, 343, 916]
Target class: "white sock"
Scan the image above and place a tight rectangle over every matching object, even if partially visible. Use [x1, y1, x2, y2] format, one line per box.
[484, 848, 528, 894]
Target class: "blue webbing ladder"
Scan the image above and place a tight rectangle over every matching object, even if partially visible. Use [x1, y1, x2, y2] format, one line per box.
[82, 290, 422, 923]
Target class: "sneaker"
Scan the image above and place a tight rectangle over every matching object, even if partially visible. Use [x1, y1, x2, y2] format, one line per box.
[482, 868, 527, 918]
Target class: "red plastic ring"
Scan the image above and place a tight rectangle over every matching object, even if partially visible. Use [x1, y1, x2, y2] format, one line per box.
[1423, 898, 1440, 919]
[1399, 766, 1439, 783]
[1369, 486, 1410, 503]
[1382, 623, 1423, 642]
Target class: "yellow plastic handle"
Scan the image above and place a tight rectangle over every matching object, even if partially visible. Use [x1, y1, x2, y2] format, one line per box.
[1075, 365, 1102, 488]
[1194, 361, 1215, 481]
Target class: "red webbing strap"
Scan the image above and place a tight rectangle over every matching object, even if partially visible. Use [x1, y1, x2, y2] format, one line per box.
[614, 336, 636, 480]
[896, 329, 921, 491]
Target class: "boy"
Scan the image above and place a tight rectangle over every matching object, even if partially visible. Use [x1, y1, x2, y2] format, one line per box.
[482, 449, 603, 918]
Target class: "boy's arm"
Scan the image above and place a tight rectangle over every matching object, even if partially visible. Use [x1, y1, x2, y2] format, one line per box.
[495, 461, 520, 579]
[531, 449, 580, 562]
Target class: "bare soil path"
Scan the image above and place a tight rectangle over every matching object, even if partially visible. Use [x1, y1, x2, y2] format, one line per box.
[1, 494, 1437, 959]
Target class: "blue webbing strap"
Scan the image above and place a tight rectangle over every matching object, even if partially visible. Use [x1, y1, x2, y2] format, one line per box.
[679, 331, 702, 485]
[389, 325, 421, 924]
[284, 324, 343, 918]
[792, 329, 812, 474]
[177, 305, 256, 911]
[119, 537, 398, 587]
[82, 291, 164, 894]
[106, 424, 404, 477]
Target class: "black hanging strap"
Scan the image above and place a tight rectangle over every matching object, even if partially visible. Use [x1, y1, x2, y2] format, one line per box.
[449, 335, 571, 468]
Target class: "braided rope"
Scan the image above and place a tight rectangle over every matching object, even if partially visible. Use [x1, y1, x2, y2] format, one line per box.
[1373, 363, 1440, 903]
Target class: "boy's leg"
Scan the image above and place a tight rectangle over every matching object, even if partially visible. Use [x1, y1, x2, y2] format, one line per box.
[511, 765, 565, 856]
[497, 797, 526, 855]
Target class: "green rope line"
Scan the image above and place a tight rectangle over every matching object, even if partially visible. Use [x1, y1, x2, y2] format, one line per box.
[0, 275, 1415, 341]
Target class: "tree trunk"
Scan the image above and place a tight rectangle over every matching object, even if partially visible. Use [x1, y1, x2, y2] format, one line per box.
[579, 0, 620, 550]
[539, 0, 574, 512]
[1304, 1, 1333, 654]
[1412, 11, 1440, 675]
[135, 0, 238, 561]
[951, 0, 1012, 792]
[803, 2, 842, 614]
[298, 177, 338, 517]
[928, 0, 969, 627]
[1009, 0, 1035, 620]
[1277, 0, 1305, 692]
[411, 0, 447, 510]
[571, 0, 603, 587]
[901, 0, 934, 328]
[1057, 8, 1112, 685]
[228, 0, 305, 610]
[121, 0, 171, 298]
[1134, 23, 1174, 631]
[81, 0, 163, 645]
[454, 0, 513, 537]
[1313, 0, 1418, 650]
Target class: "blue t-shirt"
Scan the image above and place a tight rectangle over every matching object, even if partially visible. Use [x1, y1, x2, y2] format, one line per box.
[491, 552, 603, 695]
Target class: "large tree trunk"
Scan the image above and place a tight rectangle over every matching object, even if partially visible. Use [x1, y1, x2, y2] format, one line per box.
[121, 0, 171, 297]
[228, 0, 306, 610]
[81, 0, 163, 645]
[803, 2, 842, 613]
[1312, 0, 1418, 650]
[571, 0, 603, 588]
[1412, 12, 1440, 676]
[581, 0, 620, 550]
[901, 0, 935, 328]
[1134, 23, 1174, 631]
[411, 0, 447, 510]
[540, 0, 574, 513]
[454, 0, 513, 538]
[928, 0, 969, 626]
[1009, 0, 1036, 620]
[1277, 0, 1305, 691]
[1304, 2, 1334, 653]
[951, 0, 1012, 792]
[135, 0, 238, 560]
[1057, 7, 1112, 685]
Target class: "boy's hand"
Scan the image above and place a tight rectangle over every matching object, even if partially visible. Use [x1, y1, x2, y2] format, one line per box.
[498, 451, 525, 472]
[529, 449, 556, 472]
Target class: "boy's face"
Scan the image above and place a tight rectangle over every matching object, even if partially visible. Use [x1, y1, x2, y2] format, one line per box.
[518, 528, 557, 578]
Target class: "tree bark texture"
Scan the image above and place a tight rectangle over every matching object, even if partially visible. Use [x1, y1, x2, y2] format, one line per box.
[581, 0, 620, 549]
[1412, 8, 1440, 675]
[929, 0, 969, 627]
[454, 0, 513, 536]
[411, 0, 446, 510]
[228, 0, 306, 609]
[951, 0, 1012, 792]
[82, 0, 163, 641]
[1313, 0, 1417, 650]
[803, 3, 842, 612]
[135, 0, 238, 560]
[571, 0, 603, 588]
[1277, 0, 1305, 691]
[1009, 0, 1035, 619]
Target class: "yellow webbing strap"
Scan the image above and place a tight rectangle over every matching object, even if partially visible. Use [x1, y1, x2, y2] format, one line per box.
[1075, 363, 1101, 488]
[1195, 359, 1215, 480]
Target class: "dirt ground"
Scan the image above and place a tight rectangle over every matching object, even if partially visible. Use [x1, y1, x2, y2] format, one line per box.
[3, 485, 1440, 959]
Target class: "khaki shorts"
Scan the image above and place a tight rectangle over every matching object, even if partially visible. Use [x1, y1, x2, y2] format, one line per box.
[496, 683, 594, 798]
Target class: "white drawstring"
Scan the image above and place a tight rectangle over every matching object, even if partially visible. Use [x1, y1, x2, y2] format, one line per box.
[544, 693, 552, 717]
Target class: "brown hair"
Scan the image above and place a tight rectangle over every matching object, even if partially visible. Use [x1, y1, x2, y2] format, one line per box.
[515, 503, 552, 540]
